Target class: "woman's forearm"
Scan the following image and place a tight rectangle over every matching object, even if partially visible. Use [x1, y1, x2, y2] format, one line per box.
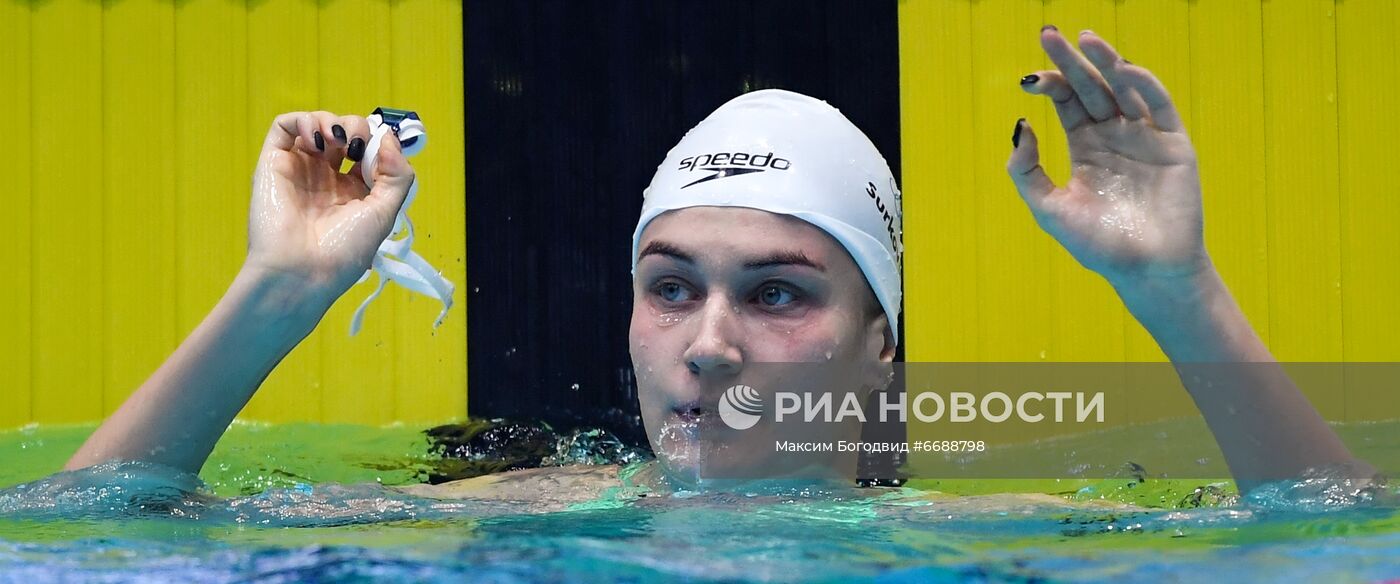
[65, 265, 332, 474]
[1113, 267, 1269, 363]
[1113, 267, 1366, 493]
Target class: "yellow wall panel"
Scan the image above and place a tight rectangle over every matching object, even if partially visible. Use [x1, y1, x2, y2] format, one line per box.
[0, 1, 33, 429]
[1, 0, 456, 428]
[1188, 0, 1271, 350]
[1335, 0, 1400, 420]
[241, 0, 324, 423]
[1336, 0, 1400, 363]
[1040, 0, 1123, 363]
[898, 0, 976, 451]
[173, 0, 249, 364]
[900, 0, 1395, 379]
[31, 1, 104, 423]
[899, 0, 978, 363]
[5, 0, 1398, 428]
[390, 0, 469, 423]
[103, 0, 178, 414]
[1115, 0, 1190, 362]
[316, 0, 397, 425]
[1261, 0, 1344, 362]
[970, 0, 1052, 362]
[1271, 1, 1350, 417]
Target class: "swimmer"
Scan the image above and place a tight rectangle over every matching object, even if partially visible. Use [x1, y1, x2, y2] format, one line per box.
[65, 28, 1370, 498]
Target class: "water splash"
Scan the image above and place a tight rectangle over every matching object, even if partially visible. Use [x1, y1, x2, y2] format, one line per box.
[1, 424, 1398, 582]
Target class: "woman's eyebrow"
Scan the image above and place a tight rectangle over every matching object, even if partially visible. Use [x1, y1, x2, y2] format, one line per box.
[639, 241, 824, 271]
[743, 250, 825, 272]
[638, 240, 695, 263]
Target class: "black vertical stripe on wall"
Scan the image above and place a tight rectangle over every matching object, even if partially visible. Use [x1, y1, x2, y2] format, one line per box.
[465, 0, 901, 446]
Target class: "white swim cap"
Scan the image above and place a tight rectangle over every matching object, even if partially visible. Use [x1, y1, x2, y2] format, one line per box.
[631, 89, 903, 342]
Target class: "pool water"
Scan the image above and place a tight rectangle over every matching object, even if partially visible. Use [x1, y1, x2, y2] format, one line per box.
[1, 423, 1397, 582]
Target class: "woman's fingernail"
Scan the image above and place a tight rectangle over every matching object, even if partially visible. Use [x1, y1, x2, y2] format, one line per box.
[1123, 59, 1133, 65]
[314, 131, 325, 151]
[1080, 29, 1095, 37]
[332, 124, 347, 143]
[1012, 118, 1025, 148]
[1020, 74, 1040, 86]
[1041, 24, 1058, 33]
[348, 137, 366, 161]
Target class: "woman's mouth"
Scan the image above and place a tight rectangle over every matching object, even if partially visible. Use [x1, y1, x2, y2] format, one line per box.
[672, 402, 723, 428]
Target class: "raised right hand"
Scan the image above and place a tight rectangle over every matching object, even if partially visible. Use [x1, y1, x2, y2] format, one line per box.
[245, 111, 415, 304]
[1007, 29, 1209, 291]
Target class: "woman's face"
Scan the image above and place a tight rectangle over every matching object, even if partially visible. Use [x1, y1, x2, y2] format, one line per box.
[629, 206, 895, 486]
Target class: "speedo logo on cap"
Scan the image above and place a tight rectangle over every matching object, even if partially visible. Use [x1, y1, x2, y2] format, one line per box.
[678, 151, 791, 189]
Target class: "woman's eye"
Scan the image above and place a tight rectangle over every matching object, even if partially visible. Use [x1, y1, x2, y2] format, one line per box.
[656, 282, 693, 303]
[757, 285, 797, 307]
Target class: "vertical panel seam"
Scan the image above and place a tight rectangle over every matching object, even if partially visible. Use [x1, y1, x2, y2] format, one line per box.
[1329, 0, 1346, 420]
[1330, 0, 1346, 363]
[171, 0, 181, 377]
[167, 0, 178, 368]
[1259, 0, 1274, 359]
[1038, 0, 1057, 363]
[26, 5, 35, 425]
[967, 1, 981, 362]
[99, 1, 109, 416]
[1254, 0, 1271, 354]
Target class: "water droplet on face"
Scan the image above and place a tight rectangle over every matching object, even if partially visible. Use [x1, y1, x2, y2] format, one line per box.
[824, 351, 833, 360]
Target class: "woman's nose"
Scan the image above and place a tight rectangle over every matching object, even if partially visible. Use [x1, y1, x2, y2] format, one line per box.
[682, 297, 743, 376]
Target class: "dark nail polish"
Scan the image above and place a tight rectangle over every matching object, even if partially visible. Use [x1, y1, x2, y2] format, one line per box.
[313, 131, 325, 151]
[1123, 59, 1133, 65]
[1041, 24, 1058, 33]
[1012, 118, 1025, 148]
[348, 137, 366, 162]
[1020, 74, 1040, 86]
[332, 124, 347, 143]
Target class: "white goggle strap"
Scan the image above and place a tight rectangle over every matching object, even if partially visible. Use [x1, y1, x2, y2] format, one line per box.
[349, 114, 455, 336]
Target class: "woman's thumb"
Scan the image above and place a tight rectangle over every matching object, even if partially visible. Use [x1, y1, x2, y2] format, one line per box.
[366, 131, 416, 219]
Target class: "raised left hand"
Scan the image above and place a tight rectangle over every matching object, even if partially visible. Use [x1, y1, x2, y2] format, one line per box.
[1008, 28, 1210, 287]
[246, 111, 415, 303]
